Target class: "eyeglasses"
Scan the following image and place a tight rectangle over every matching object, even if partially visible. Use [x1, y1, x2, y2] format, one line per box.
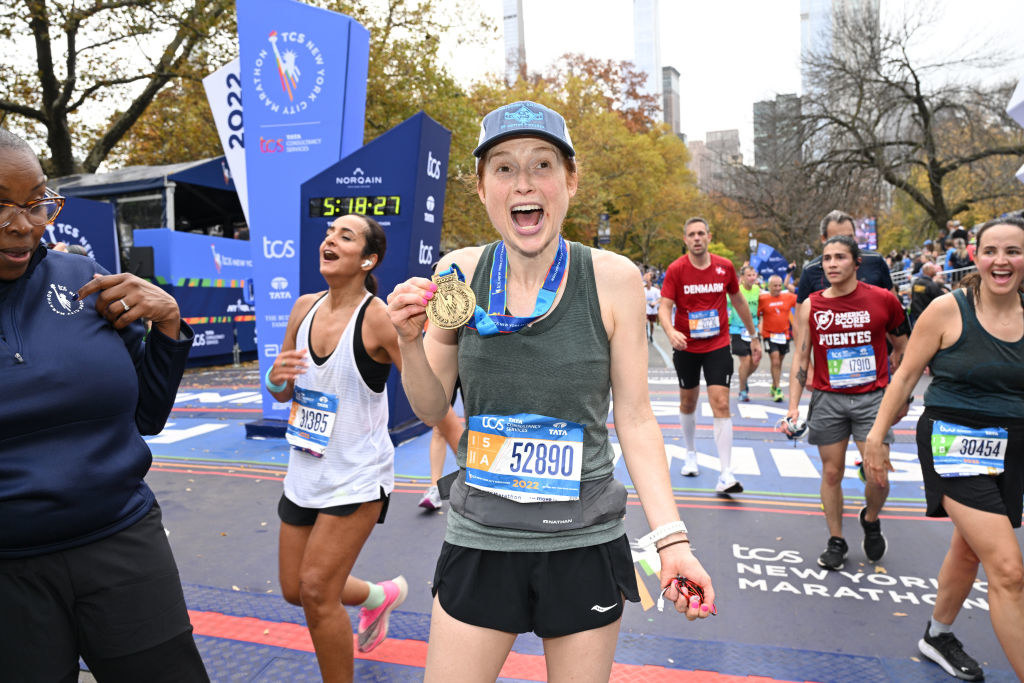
[0, 188, 65, 229]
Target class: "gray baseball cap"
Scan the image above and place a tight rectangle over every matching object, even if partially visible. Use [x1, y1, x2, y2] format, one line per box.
[473, 101, 575, 159]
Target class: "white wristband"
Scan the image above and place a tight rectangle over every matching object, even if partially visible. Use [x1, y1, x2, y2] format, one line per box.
[634, 521, 688, 550]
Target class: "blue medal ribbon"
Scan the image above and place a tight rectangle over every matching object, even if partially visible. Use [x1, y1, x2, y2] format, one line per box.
[438, 237, 569, 336]
[469, 236, 568, 336]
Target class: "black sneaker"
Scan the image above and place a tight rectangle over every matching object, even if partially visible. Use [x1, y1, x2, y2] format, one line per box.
[817, 536, 848, 570]
[918, 622, 984, 681]
[859, 506, 887, 562]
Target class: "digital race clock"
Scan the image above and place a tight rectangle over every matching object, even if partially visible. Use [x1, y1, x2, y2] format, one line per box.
[309, 195, 401, 218]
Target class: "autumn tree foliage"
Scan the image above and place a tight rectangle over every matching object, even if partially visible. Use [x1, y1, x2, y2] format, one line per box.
[0, 0, 233, 175]
[451, 56, 701, 264]
[8, 0, 705, 270]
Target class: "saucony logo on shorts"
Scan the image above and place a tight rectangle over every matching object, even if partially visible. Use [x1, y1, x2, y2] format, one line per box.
[590, 604, 617, 613]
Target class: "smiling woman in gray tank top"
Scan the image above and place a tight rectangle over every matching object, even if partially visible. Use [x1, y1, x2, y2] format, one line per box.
[865, 217, 1024, 681]
[386, 101, 716, 681]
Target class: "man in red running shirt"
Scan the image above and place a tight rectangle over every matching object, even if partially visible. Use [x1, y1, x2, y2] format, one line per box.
[659, 217, 761, 494]
[786, 235, 908, 571]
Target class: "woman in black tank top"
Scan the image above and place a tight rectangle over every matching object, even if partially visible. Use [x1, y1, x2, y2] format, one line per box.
[864, 217, 1024, 680]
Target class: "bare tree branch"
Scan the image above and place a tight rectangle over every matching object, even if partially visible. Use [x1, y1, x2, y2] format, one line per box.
[800, 5, 1024, 232]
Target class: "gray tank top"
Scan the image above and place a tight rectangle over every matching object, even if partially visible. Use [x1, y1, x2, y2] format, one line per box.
[446, 240, 625, 551]
[924, 288, 1024, 418]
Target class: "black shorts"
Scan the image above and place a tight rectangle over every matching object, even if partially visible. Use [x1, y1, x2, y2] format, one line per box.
[916, 407, 1024, 528]
[278, 488, 390, 526]
[764, 339, 790, 356]
[0, 503, 206, 681]
[730, 333, 753, 356]
[672, 345, 734, 389]
[431, 535, 640, 638]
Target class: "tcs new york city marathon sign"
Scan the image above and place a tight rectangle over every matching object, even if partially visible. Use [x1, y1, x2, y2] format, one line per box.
[238, 0, 368, 419]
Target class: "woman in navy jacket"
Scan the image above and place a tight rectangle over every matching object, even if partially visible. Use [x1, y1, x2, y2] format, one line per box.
[0, 130, 208, 680]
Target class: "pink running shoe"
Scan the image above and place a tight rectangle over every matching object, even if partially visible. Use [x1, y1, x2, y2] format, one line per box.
[357, 576, 408, 653]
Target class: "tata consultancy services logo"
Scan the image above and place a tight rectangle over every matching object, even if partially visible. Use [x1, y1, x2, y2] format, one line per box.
[252, 31, 325, 116]
[269, 276, 292, 300]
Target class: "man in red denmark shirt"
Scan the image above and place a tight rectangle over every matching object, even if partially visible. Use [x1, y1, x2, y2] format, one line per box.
[659, 217, 761, 494]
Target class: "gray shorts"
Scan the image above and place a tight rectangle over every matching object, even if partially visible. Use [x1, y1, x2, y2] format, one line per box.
[806, 388, 895, 446]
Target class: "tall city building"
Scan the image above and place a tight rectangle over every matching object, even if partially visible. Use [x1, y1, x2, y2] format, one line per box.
[800, 0, 880, 94]
[688, 130, 742, 194]
[662, 66, 681, 137]
[633, 0, 662, 106]
[687, 140, 711, 191]
[753, 93, 802, 169]
[502, 0, 526, 85]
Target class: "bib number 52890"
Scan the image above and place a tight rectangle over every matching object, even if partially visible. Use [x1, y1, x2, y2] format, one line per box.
[508, 441, 575, 477]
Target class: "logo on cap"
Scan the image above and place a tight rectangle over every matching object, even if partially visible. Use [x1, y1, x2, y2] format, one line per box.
[505, 105, 544, 125]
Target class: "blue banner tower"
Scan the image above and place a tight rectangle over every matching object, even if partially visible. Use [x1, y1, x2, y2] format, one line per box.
[238, 0, 369, 421]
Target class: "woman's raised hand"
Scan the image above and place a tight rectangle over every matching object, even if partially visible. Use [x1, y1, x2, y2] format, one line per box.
[386, 277, 437, 343]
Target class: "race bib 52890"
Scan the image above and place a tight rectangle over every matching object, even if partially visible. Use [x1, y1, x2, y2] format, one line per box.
[466, 414, 584, 503]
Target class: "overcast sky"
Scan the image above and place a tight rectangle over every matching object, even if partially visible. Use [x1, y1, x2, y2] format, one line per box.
[442, 0, 1024, 158]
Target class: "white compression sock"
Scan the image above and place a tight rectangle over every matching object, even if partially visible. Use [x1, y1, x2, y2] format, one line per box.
[929, 618, 953, 638]
[679, 412, 696, 453]
[713, 417, 733, 473]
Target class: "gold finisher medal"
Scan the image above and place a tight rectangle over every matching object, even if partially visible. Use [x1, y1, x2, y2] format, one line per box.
[425, 269, 476, 329]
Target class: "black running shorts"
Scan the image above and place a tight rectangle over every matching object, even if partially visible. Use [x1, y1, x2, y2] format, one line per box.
[916, 407, 1024, 528]
[0, 503, 207, 682]
[278, 489, 389, 526]
[431, 535, 640, 638]
[673, 345, 734, 389]
[730, 333, 753, 357]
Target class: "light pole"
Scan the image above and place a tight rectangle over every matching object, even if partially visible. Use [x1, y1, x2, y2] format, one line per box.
[748, 232, 758, 264]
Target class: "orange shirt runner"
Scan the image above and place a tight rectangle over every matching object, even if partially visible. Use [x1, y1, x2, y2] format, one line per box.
[758, 291, 798, 340]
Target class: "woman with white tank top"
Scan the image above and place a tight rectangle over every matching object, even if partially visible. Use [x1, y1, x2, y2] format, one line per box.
[264, 213, 406, 682]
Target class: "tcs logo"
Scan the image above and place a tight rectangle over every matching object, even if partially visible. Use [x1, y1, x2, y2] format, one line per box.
[263, 237, 295, 259]
[259, 136, 284, 153]
[481, 416, 505, 430]
[426, 150, 442, 179]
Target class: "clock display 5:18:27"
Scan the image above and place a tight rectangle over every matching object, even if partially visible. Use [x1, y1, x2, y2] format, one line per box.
[309, 195, 401, 218]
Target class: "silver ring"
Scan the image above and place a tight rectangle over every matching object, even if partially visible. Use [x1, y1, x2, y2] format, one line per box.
[119, 299, 130, 312]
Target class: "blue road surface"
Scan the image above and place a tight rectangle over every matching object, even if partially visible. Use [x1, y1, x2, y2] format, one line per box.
[120, 329, 1022, 682]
